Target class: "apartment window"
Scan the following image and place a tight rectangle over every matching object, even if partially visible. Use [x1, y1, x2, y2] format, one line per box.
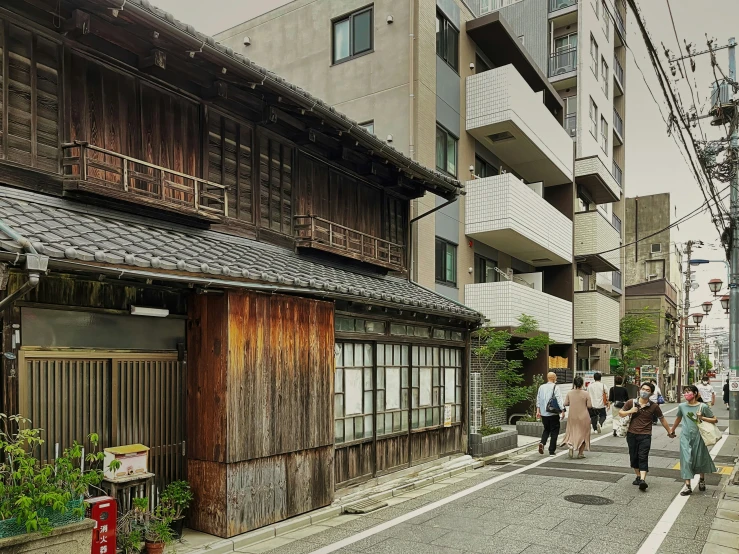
[593, 0, 599, 18]
[436, 11, 459, 72]
[651, 243, 662, 253]
[333, 7, 373, 64]
[476, 256, 498, 284]
[435, 125, 458, 176]
[602, 1, 610, 39]
[359, 120, 375, 134]
[555, 33, 578, 52]
[475, 54, 491, 74]
[435, 238, 457, 286]
[590, 35, 599, 77]
[601, 57, 609, 97]
[601, 116, 609, 151]
[589, 97, 598, 137]
[474, 156, 499, 178]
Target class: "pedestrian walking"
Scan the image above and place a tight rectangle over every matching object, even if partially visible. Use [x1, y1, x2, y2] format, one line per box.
[609, 375, 630, 437]
[587, 372, 608, 433]
[559, 376, 591, 459]
[696, 375, 715, 406]
[669, 385, 718, 496]
[619, 382, 674, 491]
[536, 372, 565, 456]
[649, 379, 663, 425]
[723, 378, 730, 409]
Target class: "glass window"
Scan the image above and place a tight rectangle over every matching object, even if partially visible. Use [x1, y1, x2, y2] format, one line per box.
[412, 346, 463, 429]
[435, 238, 457, 286]
[474, 156, 498, 178]
[602, 1, 610, 39]
[601, 57, 609, 97]
[477, 256, 498, 283]
[475, 54, 491, 74]
[333, 7, 373, 63]
[594, 0, 599, 18]
[435, 125, 458, 176]
[334, 343, 374, 444]
[590, 35, 599, 77]
[359, 120, 374, 134]
[589, 97, 598, 137]
[376, 344, 410, 437]
[601, 116, 609, 151]
[436, 11, 459, 72]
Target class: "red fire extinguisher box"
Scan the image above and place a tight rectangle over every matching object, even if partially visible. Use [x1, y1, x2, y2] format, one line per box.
[86, 496, 116, 554]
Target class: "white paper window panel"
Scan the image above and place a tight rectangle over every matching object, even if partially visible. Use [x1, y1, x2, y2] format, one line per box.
[385, 367, 401, 410]
[345, 368, 363, 415]
[420, 367, 432, 406]
[445, 368, 456, 404]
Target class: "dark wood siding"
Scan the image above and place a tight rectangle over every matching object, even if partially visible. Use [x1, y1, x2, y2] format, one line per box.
[0, 19, 61, 171]
[259, 132, 293, 234]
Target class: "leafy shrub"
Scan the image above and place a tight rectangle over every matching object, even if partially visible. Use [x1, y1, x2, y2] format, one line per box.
[478, 426, 504, 436]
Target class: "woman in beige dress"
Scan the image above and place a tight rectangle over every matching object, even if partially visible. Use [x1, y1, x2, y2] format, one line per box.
[559, 376, 592, 458]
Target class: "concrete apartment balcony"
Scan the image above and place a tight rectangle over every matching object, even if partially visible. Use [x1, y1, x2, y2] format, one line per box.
[465, 174, 573, 266]
[466, 65, 574, 186]
[574, 155, 622, 204]
[614, 56, 625, 96]
[574, 210, 621, 272]
[548, 0, 578, 25]
[574, 291, 620, 344]
[613, 108, 624, 146]
[465, 280, 573, 344]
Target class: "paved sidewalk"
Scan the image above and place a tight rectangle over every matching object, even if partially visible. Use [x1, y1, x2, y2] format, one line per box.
[174, 402, 738, 554]
[702, 432, 739, 554]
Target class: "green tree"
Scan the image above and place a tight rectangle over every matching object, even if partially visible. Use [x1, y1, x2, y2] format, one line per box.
[696, 352, 713, 376]
[475, 314, 554, 422]
[614, 311, 658, 379]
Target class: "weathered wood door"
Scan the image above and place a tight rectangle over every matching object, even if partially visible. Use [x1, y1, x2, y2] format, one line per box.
[18, 351, 185, 496]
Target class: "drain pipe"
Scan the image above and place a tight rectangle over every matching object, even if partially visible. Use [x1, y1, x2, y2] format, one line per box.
[0, 221, 48, 311]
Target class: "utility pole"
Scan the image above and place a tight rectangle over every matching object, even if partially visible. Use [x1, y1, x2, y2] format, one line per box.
[728, 37, 739, 434]
[680, 240, 694, 398]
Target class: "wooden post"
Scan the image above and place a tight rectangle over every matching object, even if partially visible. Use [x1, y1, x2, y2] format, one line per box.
[194, 180, 200, 210]
[79, 145, 87, 181]
[122, 158, 129, 191]
[159, 170, 166, 201]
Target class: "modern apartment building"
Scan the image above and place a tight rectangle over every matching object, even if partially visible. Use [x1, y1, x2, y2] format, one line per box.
[216, 0, 627, 423]
[623, 193, 684, 392]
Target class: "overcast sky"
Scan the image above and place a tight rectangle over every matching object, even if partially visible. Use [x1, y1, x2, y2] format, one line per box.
[152, 0, 738, 331]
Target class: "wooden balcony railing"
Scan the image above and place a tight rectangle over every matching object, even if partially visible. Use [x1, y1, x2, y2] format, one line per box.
[62, 142, 228, 221]
[294, 215, 405, 272]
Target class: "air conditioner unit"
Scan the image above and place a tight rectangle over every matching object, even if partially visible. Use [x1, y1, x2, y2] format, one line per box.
[556, 0, 570, 8]
[555, 67, 568, 76]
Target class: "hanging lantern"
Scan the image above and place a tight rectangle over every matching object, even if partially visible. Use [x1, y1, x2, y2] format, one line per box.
[702, 301, 713, 314]
[692, 313, 704, 325]
[708, 278, 723, 297]
[721, 295, 729, 313]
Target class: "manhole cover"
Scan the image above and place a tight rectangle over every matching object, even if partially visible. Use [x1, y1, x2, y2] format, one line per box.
[564, 495, 614, 506]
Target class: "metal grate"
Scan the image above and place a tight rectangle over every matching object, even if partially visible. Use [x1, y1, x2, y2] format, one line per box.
[470, 372, 481, 434]
[344, 498, 388, 514]
[564, 495, 614, 505]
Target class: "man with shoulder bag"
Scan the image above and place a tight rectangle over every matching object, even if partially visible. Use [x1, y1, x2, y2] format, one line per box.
[536, 372, 565, 456]
[587, 372, 609, 434]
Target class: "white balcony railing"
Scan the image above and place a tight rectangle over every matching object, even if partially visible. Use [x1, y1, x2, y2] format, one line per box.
[574, 211, 621, 271]
[466, 65, 574, 186]
[574, 291, 620, 343]
[465, 281, 573, 344]
[465, 174, 573, 265]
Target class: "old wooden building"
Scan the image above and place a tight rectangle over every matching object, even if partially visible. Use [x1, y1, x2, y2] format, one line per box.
[0, 0, 481, 538]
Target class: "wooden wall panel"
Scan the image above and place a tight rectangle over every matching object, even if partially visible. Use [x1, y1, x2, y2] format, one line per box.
[226, 291, 334, 462]
[285, 446, 334, 523]
[186, 459, 228, 537]
[375, 434, 409, 476]
[187, 293, 228, 463]
[334, 442, 373, 486]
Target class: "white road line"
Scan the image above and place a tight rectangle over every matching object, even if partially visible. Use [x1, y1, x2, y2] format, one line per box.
[309, 424, 625, 554]
[636, 427, 727, 554]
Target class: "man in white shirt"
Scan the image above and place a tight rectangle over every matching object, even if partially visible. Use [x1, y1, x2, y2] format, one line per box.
[588, 372, 609, 434]
[696, 376, 715, 406]
[536, 372, 565, 456]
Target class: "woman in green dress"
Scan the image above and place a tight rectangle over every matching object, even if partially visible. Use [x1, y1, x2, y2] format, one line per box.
[669, 384, 718, 496]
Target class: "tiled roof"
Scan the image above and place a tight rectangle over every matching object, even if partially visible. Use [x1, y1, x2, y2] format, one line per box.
[0, 189, 481, 320]
[113, 0, 461, 200]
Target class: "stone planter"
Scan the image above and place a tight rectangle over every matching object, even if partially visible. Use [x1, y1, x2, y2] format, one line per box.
[0, 519, 94, 554]
[516, 419, 567, 437]
[469, 430, 517, 457]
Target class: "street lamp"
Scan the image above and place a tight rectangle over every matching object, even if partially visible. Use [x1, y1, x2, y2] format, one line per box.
[709, 278, 724, 297]
[693, 313, 705, 325]
[721, 295, 730, 314]
[702, 301, 714, 315]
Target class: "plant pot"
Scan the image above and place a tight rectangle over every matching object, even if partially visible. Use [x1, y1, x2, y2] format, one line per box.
[0, 519, 94, 554]
[170, 518, 185, 540]
[146, 540, 166, 554]
[469, 430, 518, 457]
[0, 498, 85, 539]
[516, 419, 567, 437]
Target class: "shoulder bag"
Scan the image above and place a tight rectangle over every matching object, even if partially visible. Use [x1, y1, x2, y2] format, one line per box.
[697, 404, 723, 446]
[602, 384, 609, 406]
[614, 399, 635, 438]
[546, 385, 562, 414]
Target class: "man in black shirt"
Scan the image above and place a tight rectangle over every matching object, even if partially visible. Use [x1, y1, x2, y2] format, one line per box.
[609, 375, 630, 437]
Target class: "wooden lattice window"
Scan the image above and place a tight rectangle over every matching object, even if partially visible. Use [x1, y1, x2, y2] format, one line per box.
[208, 112, 253, 222]
[0, 20, 61, 171]
[259, 133, 293, 234]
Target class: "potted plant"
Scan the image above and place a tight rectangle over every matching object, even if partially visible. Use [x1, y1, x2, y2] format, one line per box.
[159, 480, 193, 539]
[0, 414, 104, 538]
[143, 515, 175, 554]
[117, 496, 175, 554]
